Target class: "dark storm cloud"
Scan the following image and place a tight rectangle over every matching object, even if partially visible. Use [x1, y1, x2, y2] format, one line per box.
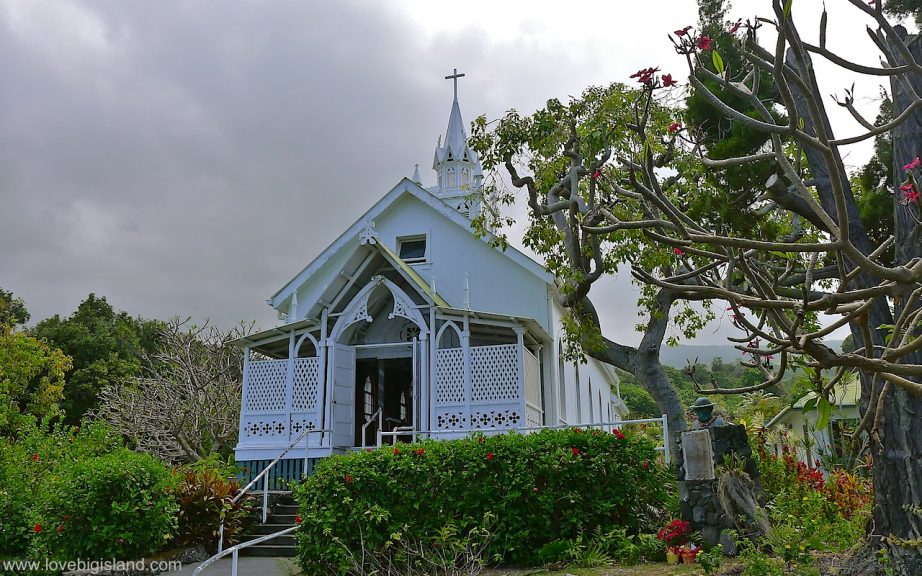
[1, 1, 617, 335]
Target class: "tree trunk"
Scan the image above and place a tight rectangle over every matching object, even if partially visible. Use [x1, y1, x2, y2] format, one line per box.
[582, 288, 688, 462]
[787, 41, 922, 575]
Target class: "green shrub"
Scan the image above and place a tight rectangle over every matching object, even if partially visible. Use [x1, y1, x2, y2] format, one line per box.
[172, 465, 253, 550]
[294, 428, 671, 573]
[32, 449, 177, 560]
[0, 420, 120, 558]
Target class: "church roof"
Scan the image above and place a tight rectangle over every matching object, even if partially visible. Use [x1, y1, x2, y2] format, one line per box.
[269, 178, 553, 310]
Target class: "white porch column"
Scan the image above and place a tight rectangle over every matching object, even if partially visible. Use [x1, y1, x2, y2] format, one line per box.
[462, 315, 472, 408]
[239, 346, 251, 444]
[320, 307, 332, 446]
[514, 326, 526, 420]
[419, 332, 428, 433]
[285, 330, 296, 442]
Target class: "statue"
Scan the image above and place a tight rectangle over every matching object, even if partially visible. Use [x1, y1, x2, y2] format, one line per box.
[690, 397, 725, 429]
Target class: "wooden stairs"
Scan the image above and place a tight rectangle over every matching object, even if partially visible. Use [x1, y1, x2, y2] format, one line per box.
[238, 492, 299, 557]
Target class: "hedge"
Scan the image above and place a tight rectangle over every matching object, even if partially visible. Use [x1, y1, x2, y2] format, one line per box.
[294, 428, 671, 573]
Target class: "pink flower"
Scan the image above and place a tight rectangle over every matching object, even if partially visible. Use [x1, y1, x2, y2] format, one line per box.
[533, 487, 539, 493]
[728, 19, 742, 34]
[696, 36, 714, 51]
[903, 157, 920, 171]
[674, 26, 693, 37]
[662, 74, 678, 88]
[668, 122, 682, 134]
[906, 189, 920, 204]
[591, 170, 602, 180]
[673, 247, 684, 255]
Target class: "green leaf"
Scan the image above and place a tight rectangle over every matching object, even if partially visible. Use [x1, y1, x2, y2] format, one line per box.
[802, 397, 817, 413]
[784, 0, 793, 18]
[712, 51, 725, 75]
[815, 396, 831, 431]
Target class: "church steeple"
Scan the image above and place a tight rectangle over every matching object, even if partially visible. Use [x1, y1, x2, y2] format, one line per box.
[431, 69, 483, 219]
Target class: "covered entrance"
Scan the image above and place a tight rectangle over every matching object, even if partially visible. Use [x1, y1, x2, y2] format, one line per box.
[355, 355, 414, 446]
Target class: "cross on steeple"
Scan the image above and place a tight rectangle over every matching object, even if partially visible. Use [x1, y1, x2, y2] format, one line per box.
[445, 68, 465, 101]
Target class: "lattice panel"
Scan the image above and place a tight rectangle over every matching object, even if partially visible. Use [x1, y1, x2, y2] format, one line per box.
[435, 348, 465, 405]
[524, 349, 541, 408]
[471, 406, 522, 429]
[526, 405, 543, 428]
[434, 408, 468, 430]
[246, 360, 287, 412]
[470, 344, 520, 402]
[292, 357, 320, 411]
[242, 416, 287, 439]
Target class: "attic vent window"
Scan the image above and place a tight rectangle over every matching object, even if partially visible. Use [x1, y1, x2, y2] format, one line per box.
[398, 236, 427, 263]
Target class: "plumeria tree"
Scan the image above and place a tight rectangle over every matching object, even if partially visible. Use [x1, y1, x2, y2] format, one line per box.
[474, 0, 922, 572]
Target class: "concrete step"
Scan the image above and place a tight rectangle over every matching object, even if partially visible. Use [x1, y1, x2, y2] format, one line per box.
[274, 503, 299, 514]
[249, 523, 295, 536]
[242, 534, 297, 547]
[239, 544, 297, 558]
[269, 514, 298, 524]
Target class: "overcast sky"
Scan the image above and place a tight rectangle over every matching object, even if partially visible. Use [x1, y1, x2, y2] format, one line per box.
[0, 0, 898, 346]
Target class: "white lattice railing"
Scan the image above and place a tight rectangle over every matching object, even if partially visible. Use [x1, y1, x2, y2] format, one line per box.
[242, 357, 324, 445]
[433, 343, 525, 434]
[524, 347, 542, 426]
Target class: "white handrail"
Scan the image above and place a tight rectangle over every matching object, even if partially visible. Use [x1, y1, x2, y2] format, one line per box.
[360, 407, 382, 450]
[193, 525, 298, 576]
[218, 427, 330, 552]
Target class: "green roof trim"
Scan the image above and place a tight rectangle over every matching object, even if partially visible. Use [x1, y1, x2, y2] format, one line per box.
[376, 240, 450, 308]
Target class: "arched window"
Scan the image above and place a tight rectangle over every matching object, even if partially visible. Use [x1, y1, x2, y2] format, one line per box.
[447, 167, 456, 187]
[461, 168, 471, 187]
[558, 342, 567, 423]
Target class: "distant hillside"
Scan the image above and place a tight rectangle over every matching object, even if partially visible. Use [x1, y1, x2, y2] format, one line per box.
[659, 341, 843, 369]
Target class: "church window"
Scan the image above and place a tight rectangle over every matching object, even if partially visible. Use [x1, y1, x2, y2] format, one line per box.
[447, 167, 456, 187]
[398, 235, 427, 263]
[461, 168, 470, 187]
[557, 342, 567, 424]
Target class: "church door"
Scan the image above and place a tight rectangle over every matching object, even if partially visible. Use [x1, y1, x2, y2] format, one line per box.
[331, 343, 356, 448]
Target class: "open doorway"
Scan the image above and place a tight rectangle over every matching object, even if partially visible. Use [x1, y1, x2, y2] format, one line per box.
[355, 357, 414, 446]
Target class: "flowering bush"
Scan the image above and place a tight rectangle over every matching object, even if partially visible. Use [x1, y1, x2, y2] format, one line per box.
[32, 449, 178, 560]
[0, 420, 120, 557]
[657, 519, 691, 548]
[294, 428, 671, 573]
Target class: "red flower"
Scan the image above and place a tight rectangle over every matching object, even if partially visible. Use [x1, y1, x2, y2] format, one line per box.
[613, 429, 625, 440]
[56, 525, 64, 533]
[668, 122, 682, 134]
[571, 447, 581, 456]
[591, 170, 602, 180]
[294, 515, 302, 524]
[630, 66, 660, 85]
[674, 25, 693, 37]
[62, 515, 70, 521]
[906, 189, 920, 203]
[673, 247, 684, 255]
[345, 475, 353, 483]
[696, 36, 714, 51]
[574, 427, 582, 433]
[903, 157, 920, 171]
[393, 447, 400, 455]
[486, 452, 494, 461]
[728, 19, 742, 34]
[31, 453, 39, 462]
[34, 524, 41, 533]
[642, 460, 650, 470]
[415, 448, 425, 456]
[662, 74, 678, 88]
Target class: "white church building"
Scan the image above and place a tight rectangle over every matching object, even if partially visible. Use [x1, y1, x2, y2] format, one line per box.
[233, 72, 627, 480]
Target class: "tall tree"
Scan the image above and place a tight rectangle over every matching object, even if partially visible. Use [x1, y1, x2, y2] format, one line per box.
[0, 288, 30, 328]
[0, 325, 71, 433]
[95, 318, 248, 463]
[477, 1, 922, 572]
[31, 294, 162, 423]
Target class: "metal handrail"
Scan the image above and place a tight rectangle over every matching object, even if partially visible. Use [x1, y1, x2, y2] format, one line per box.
[360, 407, 382, 450]
[193, 525, 298, 576]
[218, 427, 330, 552]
